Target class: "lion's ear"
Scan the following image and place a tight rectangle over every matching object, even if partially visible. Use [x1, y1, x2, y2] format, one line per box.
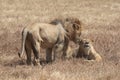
[75, 19, 81, 25]
[73, 23, 80, 30]
[65, 18, 69, 21]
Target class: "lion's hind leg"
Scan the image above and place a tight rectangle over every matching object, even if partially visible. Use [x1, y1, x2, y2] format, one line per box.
[25, 41, 32, 65]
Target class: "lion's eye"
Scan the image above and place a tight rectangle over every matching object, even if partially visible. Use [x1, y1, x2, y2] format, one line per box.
[66, 30, 69, 32]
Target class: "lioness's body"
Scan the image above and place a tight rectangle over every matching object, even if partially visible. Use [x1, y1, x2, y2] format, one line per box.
[66, 39, 102, 62]
[78, 39, 102, 62]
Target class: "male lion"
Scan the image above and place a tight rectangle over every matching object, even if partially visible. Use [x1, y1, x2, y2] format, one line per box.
[50, 17, 82, 59]
[18, 17, 82, 65]
[65, 39, 102, 62]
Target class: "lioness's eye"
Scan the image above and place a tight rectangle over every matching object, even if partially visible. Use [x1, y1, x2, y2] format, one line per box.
[85, 42, 89, 44]
[66, 18, 69, 21]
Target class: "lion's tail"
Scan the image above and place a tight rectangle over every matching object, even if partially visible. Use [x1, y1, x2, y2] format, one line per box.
[18, 28, 28, 58]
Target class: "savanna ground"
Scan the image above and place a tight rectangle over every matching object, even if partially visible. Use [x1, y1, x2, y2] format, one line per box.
[0, 0, 120, 80]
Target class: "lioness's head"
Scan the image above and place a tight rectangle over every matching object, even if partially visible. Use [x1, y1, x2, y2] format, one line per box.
[78, 39, 102, 61]
[64, 17, 82, 43]
[79, 39, 93, 55]
[79, 39, 92, 48]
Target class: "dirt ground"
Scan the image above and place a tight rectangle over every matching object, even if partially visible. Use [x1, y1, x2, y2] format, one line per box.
[0, 0, 120, 80]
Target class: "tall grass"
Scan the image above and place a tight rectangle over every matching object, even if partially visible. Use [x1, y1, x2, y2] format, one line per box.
[0, 0, 120, 80]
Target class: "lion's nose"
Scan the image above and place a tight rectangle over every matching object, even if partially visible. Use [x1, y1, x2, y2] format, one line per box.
[76, 39, 81, 43]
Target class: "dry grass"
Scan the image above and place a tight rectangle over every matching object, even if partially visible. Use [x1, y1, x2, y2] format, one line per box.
[0, 0, 120, 80]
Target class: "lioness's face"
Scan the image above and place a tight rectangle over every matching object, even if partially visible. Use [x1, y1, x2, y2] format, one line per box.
[64, 18, 82, 43]
[79, 39, 92, 55]
[79, 39, 92, 49]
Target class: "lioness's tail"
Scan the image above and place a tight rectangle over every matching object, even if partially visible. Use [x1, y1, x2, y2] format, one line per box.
[18, 28, 28, 58]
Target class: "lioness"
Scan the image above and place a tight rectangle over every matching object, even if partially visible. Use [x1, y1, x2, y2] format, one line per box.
[66, 39, 102, 62]
[77, 39, 102, 62]
[18, 18, 82, 65]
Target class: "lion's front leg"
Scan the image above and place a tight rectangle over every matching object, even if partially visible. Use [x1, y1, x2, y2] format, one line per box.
[53, 43, 64, 61]
[62, 38, 69, 60]
[46, 48, 52, 63]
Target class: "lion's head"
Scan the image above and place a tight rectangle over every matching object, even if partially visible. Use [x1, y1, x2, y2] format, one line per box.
[50, 17, 82, 43]
[64, 17, 82, 43]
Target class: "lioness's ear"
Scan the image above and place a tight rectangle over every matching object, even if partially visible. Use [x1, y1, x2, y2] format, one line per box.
[91, 39, 94, 42]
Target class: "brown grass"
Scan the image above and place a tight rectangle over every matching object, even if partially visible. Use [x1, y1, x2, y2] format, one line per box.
[0, 0, 120, 80]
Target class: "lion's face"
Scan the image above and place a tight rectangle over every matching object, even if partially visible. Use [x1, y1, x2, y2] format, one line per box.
[64, 17, 82, 43]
